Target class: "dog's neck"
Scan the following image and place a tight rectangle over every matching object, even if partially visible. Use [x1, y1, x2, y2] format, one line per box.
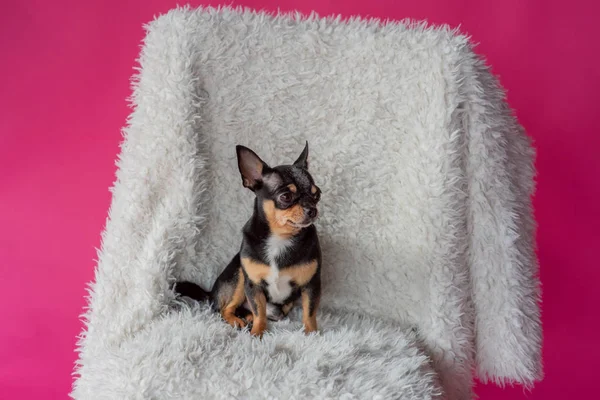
[242, 198, 319, 270]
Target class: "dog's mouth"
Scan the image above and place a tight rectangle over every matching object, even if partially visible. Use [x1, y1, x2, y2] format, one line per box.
[287, 221, 314, 229]
[280, 208, 319, 229]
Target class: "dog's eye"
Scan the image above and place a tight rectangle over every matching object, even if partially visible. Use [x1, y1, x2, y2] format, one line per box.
[279, 192, 292, 203]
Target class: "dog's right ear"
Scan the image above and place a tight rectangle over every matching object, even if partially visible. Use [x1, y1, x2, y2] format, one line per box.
[293, 141, 309, 170]
[236, 145, 269, 191]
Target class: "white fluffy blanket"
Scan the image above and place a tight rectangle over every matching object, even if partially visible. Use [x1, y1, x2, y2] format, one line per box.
[72, 7, 542, 400]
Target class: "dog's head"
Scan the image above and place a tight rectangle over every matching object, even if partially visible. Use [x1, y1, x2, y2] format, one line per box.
[236, 142, 321, 236]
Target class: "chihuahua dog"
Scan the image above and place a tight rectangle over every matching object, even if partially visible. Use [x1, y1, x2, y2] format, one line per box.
[175, 142, 322, 337]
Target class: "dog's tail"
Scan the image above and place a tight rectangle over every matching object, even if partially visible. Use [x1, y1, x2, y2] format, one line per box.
[174, 281, 211, 303]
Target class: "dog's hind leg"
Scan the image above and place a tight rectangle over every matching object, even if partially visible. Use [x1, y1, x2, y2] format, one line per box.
[218, 268, 247, 329]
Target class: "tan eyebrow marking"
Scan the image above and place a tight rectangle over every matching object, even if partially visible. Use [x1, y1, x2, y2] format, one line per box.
[311, 185, 317, 194]
[288, 184, 297, 193]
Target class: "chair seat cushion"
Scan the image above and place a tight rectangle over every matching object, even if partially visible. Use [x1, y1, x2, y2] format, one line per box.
[73, 305, 440, 399]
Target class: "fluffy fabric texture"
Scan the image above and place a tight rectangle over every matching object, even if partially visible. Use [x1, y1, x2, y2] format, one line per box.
[72, 7, 542, 400]
[73, 304, 440, 399]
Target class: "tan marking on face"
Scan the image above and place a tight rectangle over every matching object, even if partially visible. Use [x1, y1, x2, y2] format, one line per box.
[220, 269, 247, 328]
[262, 200, 303, 238]
[302, 291, 319, 334]
[279, 204, 305, 225]
[288, 184, 297, 193]
[241, 257, 271, 284]
[311, 185, 317, 194]
[281, 260, 318, 287]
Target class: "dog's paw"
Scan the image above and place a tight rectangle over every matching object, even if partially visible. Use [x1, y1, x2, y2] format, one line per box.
[250, 318, 267, 338]
[303, 320, 318, 335]
[224, 315, 247, 329]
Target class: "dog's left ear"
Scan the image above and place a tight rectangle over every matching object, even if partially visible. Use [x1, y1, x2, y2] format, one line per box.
[293, 141, 309, 169]
[236, 145, 269, 191]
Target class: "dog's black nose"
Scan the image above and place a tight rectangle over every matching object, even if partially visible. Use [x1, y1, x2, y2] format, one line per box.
[307, 207, 318, 219]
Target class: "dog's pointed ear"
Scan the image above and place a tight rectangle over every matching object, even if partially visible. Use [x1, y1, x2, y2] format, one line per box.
[236, 145, 269, 190]
[293, 141, 309, 169]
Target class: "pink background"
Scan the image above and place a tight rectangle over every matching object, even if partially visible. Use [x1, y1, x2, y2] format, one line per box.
[2, 0, 598, 398]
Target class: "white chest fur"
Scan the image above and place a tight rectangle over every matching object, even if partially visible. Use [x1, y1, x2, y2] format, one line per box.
[264, 235, 294, 303]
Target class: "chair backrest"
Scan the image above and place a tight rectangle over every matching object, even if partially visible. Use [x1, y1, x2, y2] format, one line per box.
[184, 15, 468, 334]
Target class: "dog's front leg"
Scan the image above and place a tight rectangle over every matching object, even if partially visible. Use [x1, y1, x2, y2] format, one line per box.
[245, 281, 268, 337]
[301, 276, 321, 334]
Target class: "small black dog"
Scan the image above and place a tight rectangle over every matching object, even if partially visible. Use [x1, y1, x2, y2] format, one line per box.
[176, 142, 322, 337]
